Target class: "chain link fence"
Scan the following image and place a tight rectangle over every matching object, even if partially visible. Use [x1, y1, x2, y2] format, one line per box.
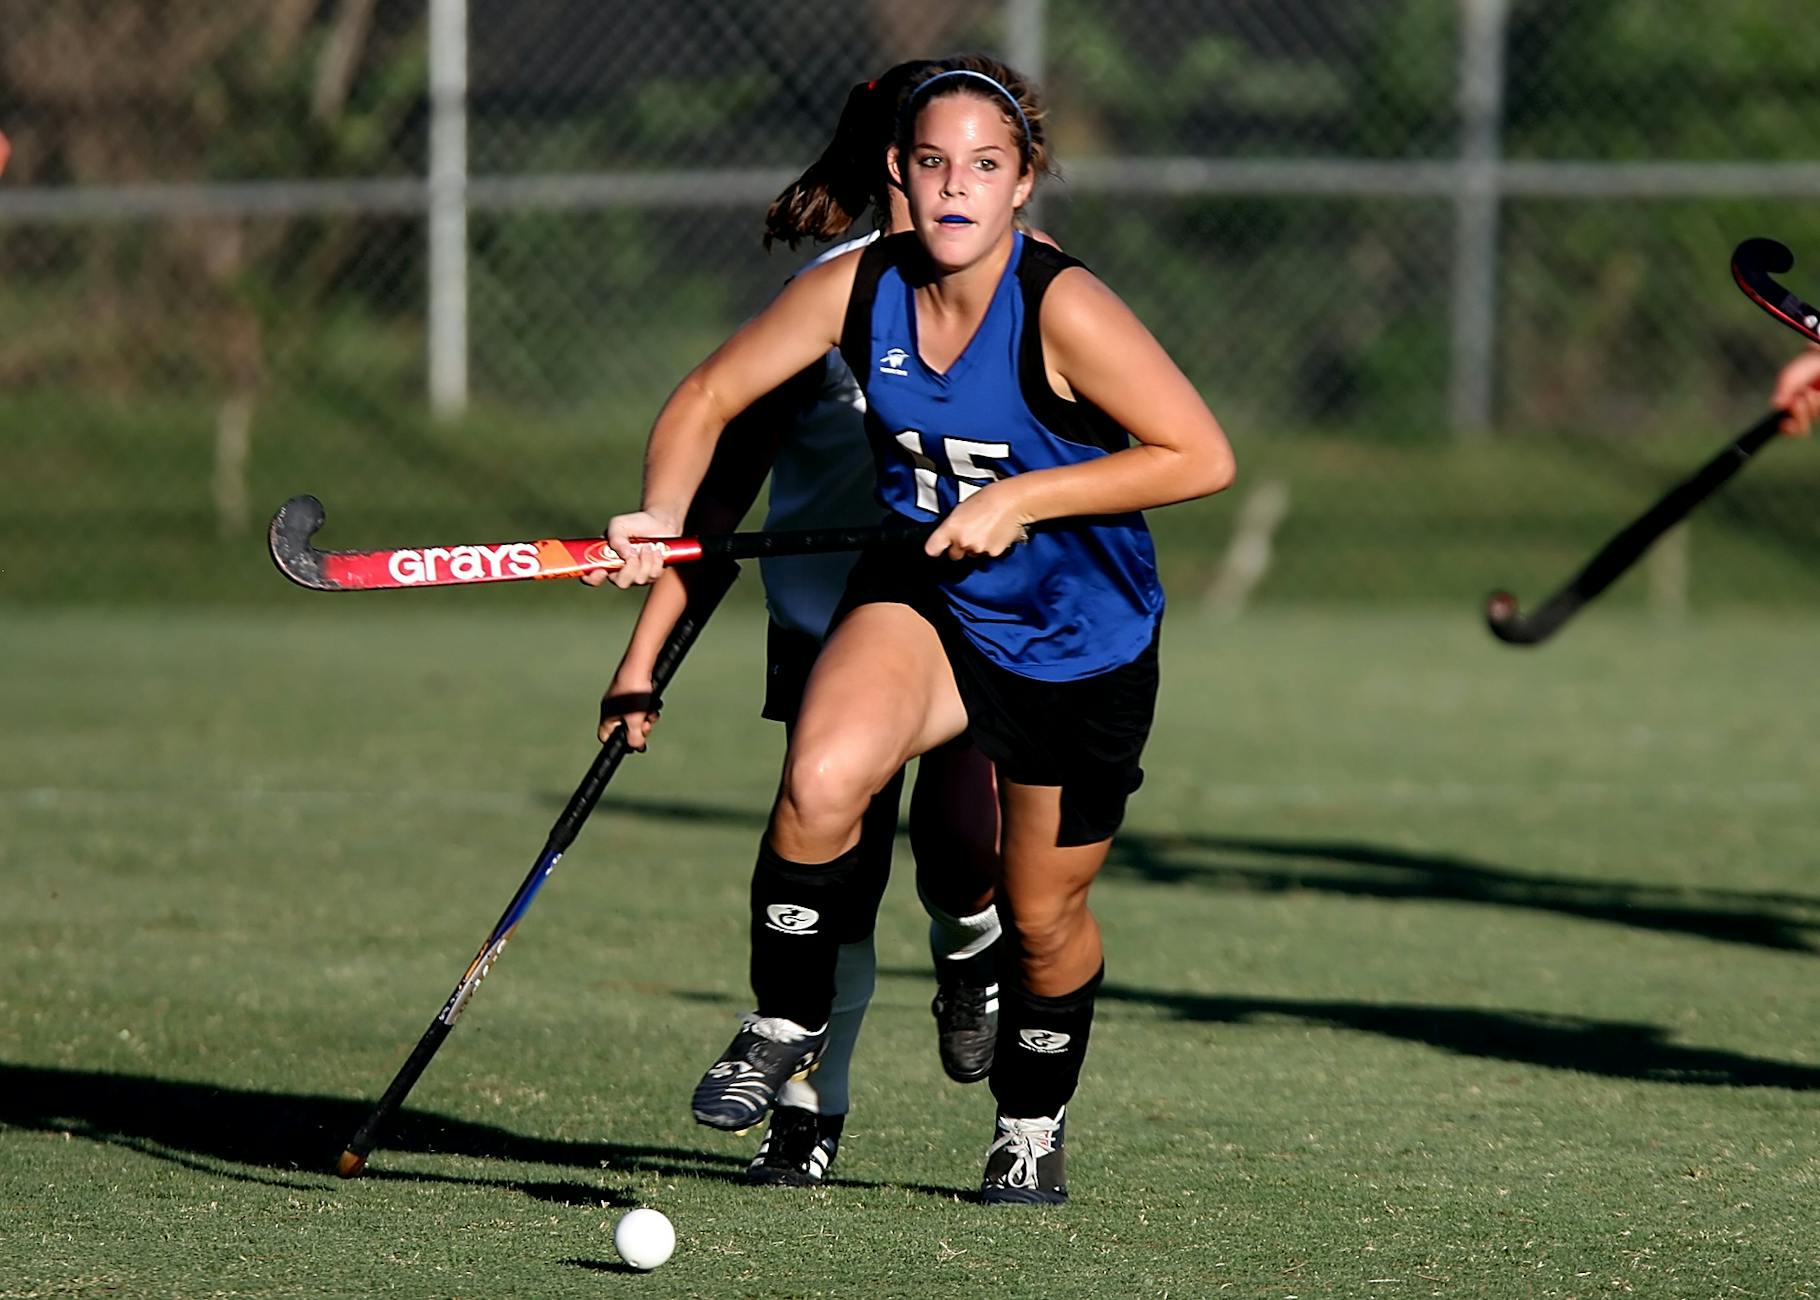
[3, 0, 1819, 607]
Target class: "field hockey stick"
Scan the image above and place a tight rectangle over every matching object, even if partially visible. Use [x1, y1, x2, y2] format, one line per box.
[270, 494, 933, 592]
[1483, 411, 1783, 645]
[335, 558, 737, 1178]
[1731, 238, 1820, 346]
[1485, 239, 1813, 645]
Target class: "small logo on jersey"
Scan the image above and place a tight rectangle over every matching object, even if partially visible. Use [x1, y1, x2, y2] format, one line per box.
[765, 903, 821, 935]
[1018, 1029, 1072, 1054]
[878, 347, 910, 377]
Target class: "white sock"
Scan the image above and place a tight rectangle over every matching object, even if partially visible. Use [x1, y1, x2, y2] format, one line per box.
[921, 893, 1001, 964]
[777, 936, 873, 1115]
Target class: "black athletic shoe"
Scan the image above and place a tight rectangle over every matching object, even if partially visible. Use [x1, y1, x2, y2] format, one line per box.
[979, 1110, 1067, 1206]
[691, 1013, 827, 1132]
[746, 1106, 844, 1186]
[931, 964, 998, 1084]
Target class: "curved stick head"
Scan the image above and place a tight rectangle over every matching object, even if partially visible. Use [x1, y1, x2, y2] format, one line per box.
[1483, 589, 1559, 646]
[269, 494, 330, 590]
[1734, 237, 1793, 278]
[1732, 238, 1820, 346]
[1484, 590, 1529, 643]
[336, 1149, 367, 1179]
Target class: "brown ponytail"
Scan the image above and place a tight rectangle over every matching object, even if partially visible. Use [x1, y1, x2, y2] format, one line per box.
[763, 59, 941, 250]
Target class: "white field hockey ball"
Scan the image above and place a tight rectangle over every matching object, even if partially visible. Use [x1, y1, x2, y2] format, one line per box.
[613, 1207, 676, 1270]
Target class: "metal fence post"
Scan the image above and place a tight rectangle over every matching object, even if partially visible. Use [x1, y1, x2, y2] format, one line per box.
[1006, 0, 1048, 225]
[428, 0, 469, 418]
[1450, 0, 1510, 438]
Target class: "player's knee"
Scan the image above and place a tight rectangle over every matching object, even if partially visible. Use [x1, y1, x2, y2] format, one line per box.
[1007, 902, 1087, 973]
[780, 740, 890, 832]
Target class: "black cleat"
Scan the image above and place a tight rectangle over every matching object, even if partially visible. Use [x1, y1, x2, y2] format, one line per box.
[692, 1013, 827, 1132]
[979, 1110, 1067, 1205]
[746, 1106, 844, 1186]
[931, 957, 998, 1084]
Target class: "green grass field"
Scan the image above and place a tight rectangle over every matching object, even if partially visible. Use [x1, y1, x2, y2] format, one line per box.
[6, 598, 1820, 1298]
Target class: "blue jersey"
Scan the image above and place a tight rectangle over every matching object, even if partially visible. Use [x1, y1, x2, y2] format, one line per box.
[838, 231, 1163, 682]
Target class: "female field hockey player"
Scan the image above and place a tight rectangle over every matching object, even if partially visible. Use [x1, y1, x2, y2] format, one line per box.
[592, 60, 1005, 1188]
[602, 55, 1234, 1203]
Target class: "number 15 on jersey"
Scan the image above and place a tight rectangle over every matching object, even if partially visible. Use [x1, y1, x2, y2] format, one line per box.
[894, 429, 1010, 512]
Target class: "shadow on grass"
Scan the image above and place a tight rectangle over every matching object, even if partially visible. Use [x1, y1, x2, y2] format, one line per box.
[1093, 983, 1820, 1090]
[589, 795, 1820, 955]
[0, 1061, 739, 1198]
[0, 1062, 962, 1200]
[1101, 831, 1820, 954]
[562, 1258, 638, 1274]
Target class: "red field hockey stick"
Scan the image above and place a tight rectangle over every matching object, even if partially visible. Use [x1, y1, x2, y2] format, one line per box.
[1732, 237, 1820, 347]
[269, 494, 934, 592]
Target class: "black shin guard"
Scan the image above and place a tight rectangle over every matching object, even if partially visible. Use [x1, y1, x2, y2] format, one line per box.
[990, 965, 1105, 1119]
[849, 770, 904, 943]
[749, 840, 863, 1028]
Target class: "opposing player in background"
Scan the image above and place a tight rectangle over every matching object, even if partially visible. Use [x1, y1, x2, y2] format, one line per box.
[594, 60, 1003, 1188]
[603, 55, 1235, 1203]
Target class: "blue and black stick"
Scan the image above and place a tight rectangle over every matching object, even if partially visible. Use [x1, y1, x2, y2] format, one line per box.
[336, 558, 739, 1177]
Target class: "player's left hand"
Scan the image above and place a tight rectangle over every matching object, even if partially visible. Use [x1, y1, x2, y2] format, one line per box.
[925, 483, 1034, 560]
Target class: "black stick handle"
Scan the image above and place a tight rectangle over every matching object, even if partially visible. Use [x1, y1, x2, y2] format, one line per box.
[1485, 411, 1783, 645]
[335, 559, 739, 1176]
[544, 557, 739, 855]
[697, 519, 935, 561]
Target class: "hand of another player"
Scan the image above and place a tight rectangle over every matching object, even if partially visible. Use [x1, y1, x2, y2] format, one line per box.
[599, 665, 661, 749]
[1771, 348, 1820, 436]
[584, 509, 682, 588]
[925, 482, 1034, 560]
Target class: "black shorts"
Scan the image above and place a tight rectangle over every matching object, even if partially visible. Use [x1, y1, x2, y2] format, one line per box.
[762, 620, 823, 724]
[832, 548, 1158, 847]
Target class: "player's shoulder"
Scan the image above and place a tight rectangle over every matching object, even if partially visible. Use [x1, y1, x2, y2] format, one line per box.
[1023, 241, 1114, 316]
[785, 238, 873, 305]
[1029, 252, 1136, 361]
[798, 228, 882, 273]
[1016, 234, 1104, 308]
[1018, 231, 1083, 274]
[787, 230, 887, 300]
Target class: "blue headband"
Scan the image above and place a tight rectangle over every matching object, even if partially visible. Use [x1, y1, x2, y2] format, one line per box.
[901, 69, 1032, 158]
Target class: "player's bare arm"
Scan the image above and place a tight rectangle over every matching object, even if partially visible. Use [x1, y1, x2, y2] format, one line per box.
[595, 380, 804, 742]
[605, 250, 859, 586]
[927, 268, 1233, 559]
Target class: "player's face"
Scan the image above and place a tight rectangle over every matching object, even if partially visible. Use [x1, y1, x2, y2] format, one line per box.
[897, 94, 1033, 271]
